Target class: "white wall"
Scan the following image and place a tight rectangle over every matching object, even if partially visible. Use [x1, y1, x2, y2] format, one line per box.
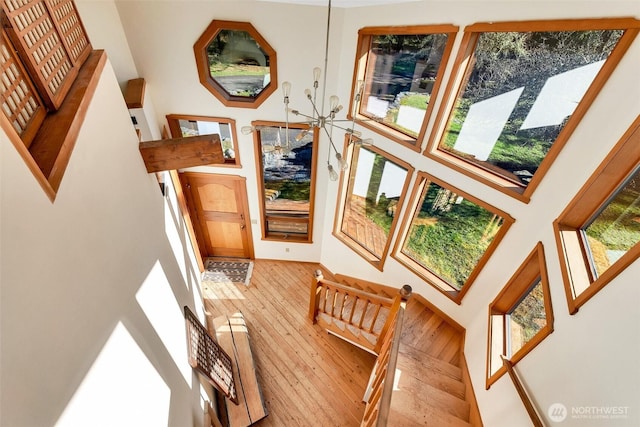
[0, 61, 211, 427]
[70, 1, 640, 425]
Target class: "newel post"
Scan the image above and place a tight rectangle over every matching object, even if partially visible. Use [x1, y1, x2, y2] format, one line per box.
[309, 270, 324, 323]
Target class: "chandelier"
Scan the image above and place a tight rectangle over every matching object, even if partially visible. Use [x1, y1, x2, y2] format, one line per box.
[242, 0, 372, 181]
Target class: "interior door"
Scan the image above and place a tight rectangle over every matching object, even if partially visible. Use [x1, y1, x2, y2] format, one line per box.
[180, 172, 254, 259]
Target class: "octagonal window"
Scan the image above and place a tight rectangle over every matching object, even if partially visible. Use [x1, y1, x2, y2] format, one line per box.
[194, 20, 277, 108]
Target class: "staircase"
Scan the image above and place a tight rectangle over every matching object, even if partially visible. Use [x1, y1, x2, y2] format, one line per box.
[309, 271, 482, 426]
[387, 342, 472, 426]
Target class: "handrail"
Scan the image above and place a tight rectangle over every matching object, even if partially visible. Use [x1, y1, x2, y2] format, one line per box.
[361, 285, 412, 427]
[501, 356, 545, 427]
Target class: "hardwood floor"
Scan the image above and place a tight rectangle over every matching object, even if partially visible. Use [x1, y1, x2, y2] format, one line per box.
[203, 259, 467, 426]
[204, 259, 376, 427]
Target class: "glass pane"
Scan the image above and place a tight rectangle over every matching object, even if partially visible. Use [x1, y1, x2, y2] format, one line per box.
[489, 314, 505, 375]
[508, 279, 546, 356]
[207, 30, 271, 98]
[259, 127, 313, 236]
[178, 119, 235, 160]
[341, 146, 408, 258]
[440, 29, 623, 186]
[361, 33, 449, 137]
[584, 167, 640, 277]
[402, 181, 504, 290]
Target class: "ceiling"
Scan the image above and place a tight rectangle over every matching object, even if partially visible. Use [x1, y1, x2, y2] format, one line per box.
[256, 0, 423, 7]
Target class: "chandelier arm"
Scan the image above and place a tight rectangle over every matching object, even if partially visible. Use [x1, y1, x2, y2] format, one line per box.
[289, 110, 316, 121]
[307, 97, 323, 123]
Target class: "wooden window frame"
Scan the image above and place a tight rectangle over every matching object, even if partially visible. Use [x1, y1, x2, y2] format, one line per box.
[193, 20, 277, 109]
[252, 120, 318, 243]
[392, 171, 514, 304]
[422, 18, 640, 204]
[333, 138, 414, 271]
[166, 114, 241, 167]
[348, 25, 458, 152]
[486, 242, 554, 389]
[553, 115, 640, 314]
[0, 0, 102, 201]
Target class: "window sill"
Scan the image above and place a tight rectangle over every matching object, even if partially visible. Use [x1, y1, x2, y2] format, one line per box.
[3, 50, 107, 201]
[423, 146, 530, 204]
[392, 250, 462, 304]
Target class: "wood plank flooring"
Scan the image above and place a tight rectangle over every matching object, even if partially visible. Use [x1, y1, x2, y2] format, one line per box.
[202, 259, 465, 426]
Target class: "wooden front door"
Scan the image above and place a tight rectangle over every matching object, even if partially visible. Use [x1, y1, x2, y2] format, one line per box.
[180, 172, 254, 259]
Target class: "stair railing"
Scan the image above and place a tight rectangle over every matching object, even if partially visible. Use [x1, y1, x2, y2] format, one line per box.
[361, 285, 412, 427]
[501, 356, 545, 427]
[309, 271, 402, 353]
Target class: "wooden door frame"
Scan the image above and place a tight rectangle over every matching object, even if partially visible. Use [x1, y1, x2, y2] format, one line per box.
[170, 171, 255, 272]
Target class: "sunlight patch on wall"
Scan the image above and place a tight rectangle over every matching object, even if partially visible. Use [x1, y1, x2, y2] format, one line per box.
[163, 174, 195, 293]
[136, 260, 191, 384]
[56, 322, 170, 427]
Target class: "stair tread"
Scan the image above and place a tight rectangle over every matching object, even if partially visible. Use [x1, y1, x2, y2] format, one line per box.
[391, 362, 470, 420]
[388, 403, 473, 427]
[399, 342, 463, 380]
[396, 352, 466, 399]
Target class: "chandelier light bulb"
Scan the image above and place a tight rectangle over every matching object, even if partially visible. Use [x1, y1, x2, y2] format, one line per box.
[304, 88, 312, 99]
[282, 81, 291, 98]
[313, 67, 321, 84]
[335, 152, 349, 171]
[327, 164, 339, 181]
[241, 126, 255, 135]
[329, 95, 339, 110]
[295, 129, 310, 141]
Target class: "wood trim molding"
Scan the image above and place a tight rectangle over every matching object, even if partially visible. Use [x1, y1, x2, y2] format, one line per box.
[333, 137, 415, 271]
[1, 50, 106, 201]
[423, 18, 640, 204]
[392, 171, 515, 304]
[554, 114, 640, 314]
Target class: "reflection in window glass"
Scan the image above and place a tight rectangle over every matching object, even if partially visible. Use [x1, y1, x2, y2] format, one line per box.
[257, 126, 315, 241]
[583, 166, 640, 278]
[207, 30, 270, 98]
[440, 29, 623, 187]
[361, 33, 450, 138]
[178, 119, 236, 161]
[341, 146, 408, 258]
[402, 180, 505, 290]
[508, 279, 546, 356]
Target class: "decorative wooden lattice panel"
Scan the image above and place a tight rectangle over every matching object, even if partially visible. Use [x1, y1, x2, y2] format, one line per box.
[45, 0, 90, 65]
[0, 31, 45, 147]
[184, 306, 238, 403]
[1, 0, 91, 110]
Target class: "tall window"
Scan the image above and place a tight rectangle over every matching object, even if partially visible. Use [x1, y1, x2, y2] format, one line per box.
[167, 115, 240, 167]
[487, 243, 553, 388]
[350, 25, 458, 151]
[393, 172, 514, 303]
[334, 142, 413, 270]
[424, 18, 640, 203]
[554, 115, 640, 314]
[252, 122, 317, 242]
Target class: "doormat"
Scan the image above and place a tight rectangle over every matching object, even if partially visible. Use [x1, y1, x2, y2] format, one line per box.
[202, 259, 254, 286]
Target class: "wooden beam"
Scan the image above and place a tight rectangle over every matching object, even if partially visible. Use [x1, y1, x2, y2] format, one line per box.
[124, 78, 145, 109]
[139, 134, 224, 172]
